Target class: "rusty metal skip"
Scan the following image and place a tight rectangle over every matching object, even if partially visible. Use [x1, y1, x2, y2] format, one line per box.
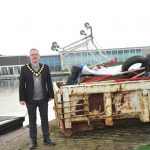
[53, 78, 150, 136]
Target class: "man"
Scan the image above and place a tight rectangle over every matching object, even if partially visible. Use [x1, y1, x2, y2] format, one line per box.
[19, 48, 55, 149]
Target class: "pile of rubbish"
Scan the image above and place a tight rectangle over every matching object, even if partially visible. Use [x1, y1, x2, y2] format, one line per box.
[66, 54, 150, 85]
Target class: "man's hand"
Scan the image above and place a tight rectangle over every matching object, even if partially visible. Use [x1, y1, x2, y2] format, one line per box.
[20, 101, 26, 105]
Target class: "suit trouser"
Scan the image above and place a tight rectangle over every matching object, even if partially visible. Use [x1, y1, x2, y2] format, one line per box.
[26, 99, 49, 139]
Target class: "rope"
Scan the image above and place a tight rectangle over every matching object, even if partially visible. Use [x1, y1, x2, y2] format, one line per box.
[85, 38, 99, 64]
[84, 71, 139, 83]
[64, 38, 91, 52]
[85, 75, 113, 83]
[92, 37, 111, 61]
[115, 77, 150, 82]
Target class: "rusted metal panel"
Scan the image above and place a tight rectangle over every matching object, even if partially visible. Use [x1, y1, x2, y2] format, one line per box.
[53, 82, 65, 132]
[53, 79, 150, 135]
[61, 80, 150, 96]
[104, 93, 113, 126]
[140, 90, 149, 122]
[113, 91, 142, 114]
[62, 88, 72, 129]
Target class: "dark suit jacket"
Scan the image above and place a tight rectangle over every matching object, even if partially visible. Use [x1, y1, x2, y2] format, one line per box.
[19, 63, 54, 103]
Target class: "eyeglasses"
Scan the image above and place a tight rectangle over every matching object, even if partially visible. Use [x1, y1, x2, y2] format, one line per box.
[30, 54, 39, 56]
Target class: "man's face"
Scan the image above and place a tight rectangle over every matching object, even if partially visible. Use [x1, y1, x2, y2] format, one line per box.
[29, 49, 40, 64]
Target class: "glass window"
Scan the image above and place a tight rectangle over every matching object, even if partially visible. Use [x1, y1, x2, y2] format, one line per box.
[94, 52, 99, 55]
[69, 53, 74, 57]
[8, 67, 13, 75]
[14, 67, 20, 74]
[136, 49, 141, 53]
[56, 57, 60, 62]
[124, 50, 129, 54]
[1, 67, 8, 75]
[106, 51, 111, 55]
[118, 50, 123, 54]
[82, 52, 87, 56]
[76, 53, 81, 57]
[40, 55, 61, 71]
[101, 51, 106, 55]
[112, 51, 117, 54]
[130, 49, 135, 53]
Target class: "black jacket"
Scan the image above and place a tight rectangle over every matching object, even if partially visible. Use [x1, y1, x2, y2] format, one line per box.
[19, 63, 54, 103]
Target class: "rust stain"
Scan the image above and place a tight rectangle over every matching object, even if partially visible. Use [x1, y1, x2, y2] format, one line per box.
[88, 94, 104, 112]
[106, 117, 113, 126]
[53, 80, 150, 135]
[71, 89, 74, 95]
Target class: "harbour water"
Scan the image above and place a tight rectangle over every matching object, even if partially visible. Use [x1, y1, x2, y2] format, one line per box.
[0, 76, 65, 126]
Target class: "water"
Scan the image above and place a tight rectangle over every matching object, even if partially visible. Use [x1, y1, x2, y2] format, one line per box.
[0, 76, 66, 126]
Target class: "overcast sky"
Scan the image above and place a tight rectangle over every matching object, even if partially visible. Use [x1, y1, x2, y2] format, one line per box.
[0, 0, 150, 56]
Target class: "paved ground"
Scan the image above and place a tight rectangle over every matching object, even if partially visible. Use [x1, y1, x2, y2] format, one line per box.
[1, 120, 150, 150]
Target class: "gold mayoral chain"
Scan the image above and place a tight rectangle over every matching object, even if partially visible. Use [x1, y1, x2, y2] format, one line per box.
[26, 64, 44, 77]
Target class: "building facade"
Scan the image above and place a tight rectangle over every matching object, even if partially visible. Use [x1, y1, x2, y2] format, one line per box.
[0, 46, 150, 75]
[0, 55, 62, 75]
[61, 46, 150, 70]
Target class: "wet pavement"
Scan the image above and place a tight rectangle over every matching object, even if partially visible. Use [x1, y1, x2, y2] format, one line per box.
[1, 120, 150, 150]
